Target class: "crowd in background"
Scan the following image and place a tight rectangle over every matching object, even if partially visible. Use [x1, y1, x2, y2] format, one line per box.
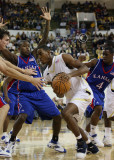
[92, 32, 114, 58]
[59, 1, 114, 30]
[0, 0, 113, 31]
[6, 30, 89, 59]
[0, 0, 114, 98]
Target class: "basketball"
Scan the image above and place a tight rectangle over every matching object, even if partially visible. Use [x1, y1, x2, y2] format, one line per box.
[52, 72, 71, 95]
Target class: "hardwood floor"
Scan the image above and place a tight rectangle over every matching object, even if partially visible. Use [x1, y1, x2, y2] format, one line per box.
[0, 118, 114, 160]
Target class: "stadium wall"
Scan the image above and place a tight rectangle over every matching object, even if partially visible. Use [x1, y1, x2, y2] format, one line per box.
[8, 29, 114, 38]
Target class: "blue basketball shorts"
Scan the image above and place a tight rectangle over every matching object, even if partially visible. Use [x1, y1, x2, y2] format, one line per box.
[18, 90, 60, 124]
[84, 91, 104, 120]
[3, 92, 18, 116]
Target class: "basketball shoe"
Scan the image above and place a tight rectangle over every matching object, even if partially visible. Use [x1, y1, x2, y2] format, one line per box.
[1, 133, 9, 144]
[103, 136, 112, 147]
[0, 147, 11, 158]
[76, 140, 87, 159]
[5, 141, 15, 155]
[9, 130, 20, 142]
[47, 139, 66, 153]
[90, 134, 104, 147]
[87, 142, 99, 154]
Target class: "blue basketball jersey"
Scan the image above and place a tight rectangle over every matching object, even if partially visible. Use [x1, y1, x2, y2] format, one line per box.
[87, 59, 114, 96]
[17, 54, 41, 91]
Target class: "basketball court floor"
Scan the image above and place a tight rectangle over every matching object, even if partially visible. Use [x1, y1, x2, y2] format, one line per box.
[0, 117, 114, 160]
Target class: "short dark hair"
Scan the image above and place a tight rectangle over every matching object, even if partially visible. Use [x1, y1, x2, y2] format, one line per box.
[37, 44, 50, 51]
[18, 40, 29, 48]
[0, 28, 10, 39]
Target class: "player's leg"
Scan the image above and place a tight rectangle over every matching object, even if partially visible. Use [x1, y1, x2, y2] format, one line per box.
[1, 115, 12, 143]
[1, 93, 18, 144]
[0, 96, 9, 132]
[64, 90, 98, 158]
[0, 97, 11, 158]
[4, 97, 34, 156]
[52, 114, 62, 140]
[103, 87, 114, 147]
[103, 111, 112, 147]
[34, 91, 66, 153]
[85, 93, 104, 147]
[0, 104, 9, 133]
[62, 103, 88, 159]
[86, 105, 104, 147]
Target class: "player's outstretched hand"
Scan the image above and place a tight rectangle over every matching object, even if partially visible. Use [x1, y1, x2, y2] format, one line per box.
[31, 77, 45, 90]
[0, 18, 8, 28]
[40, 7, 51, 21]
[24, 68, 37, 75]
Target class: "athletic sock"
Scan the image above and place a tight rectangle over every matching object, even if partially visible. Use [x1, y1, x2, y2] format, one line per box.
[104, 127, 111, 137]
[90, 124, 97, 136]
[10, 135, 16, 142]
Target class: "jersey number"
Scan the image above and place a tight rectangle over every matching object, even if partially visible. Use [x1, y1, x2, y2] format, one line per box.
[96, 82, 104, 89]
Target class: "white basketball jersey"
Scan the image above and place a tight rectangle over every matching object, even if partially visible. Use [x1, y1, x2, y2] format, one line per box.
[106, 78, 114, 93]
[43, 54, 92, 99]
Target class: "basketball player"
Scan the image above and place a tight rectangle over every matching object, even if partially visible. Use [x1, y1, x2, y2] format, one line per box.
[1, 77, 20, 144]
[84, 43, 114, 147]
[0, 9, 66, 158]
[0, 44, 45, 158]
[102, 54, 114, 147]
[37, 45, 99, 159]
[103, 79, 114, 147]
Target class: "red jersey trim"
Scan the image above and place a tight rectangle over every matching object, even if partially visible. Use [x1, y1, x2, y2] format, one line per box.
[102, 62, 114, 74]
[19, 56, 30, 64]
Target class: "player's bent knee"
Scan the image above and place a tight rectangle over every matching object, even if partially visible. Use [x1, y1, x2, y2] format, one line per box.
[61, 110, 71, 119]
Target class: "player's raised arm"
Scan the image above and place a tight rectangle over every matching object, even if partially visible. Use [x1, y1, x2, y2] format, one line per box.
[38, 7, 51, 46]
[32, 7, 51, 58]
[0, 18, 8, 28]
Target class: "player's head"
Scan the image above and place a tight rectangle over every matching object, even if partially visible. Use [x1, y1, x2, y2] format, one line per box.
[103, 42, 114, 64]
[37, 45, 51, 64]
[0, 28, 10, 49]
[19, 40, 30, 57]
